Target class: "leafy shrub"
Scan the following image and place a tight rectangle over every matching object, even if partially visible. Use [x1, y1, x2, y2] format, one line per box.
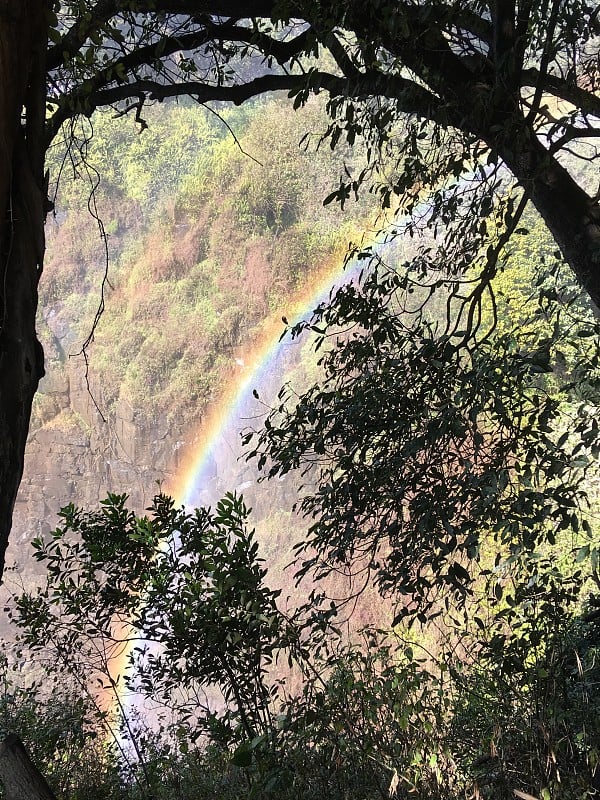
[6, 483, 600, 799]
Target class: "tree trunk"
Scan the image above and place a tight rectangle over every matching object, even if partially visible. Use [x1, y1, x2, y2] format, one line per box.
[0, 735, 57, 800]
[0, 1, 47, 576]
[497, 126, 600, 312]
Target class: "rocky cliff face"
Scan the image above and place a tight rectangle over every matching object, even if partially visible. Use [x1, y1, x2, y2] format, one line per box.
[4, 95, 378, 628]
[8, 320, 389, 635]
[9, 356, 188, 577]
[7, 296, 302, 578]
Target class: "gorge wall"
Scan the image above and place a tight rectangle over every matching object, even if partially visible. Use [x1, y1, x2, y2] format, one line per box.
[6, 97, 372, 596]
[10, 361, 186, 576]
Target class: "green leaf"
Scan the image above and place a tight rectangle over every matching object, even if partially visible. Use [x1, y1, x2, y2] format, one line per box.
[575, 544, 590, 563]
[231, 743, 253, 767]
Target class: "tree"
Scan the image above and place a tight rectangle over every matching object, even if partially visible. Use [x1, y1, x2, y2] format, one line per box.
[10, 492, 303, 798]
[10, 487, 600, 798]
[246, 246, 599, 614]
[12, 493, 295, 746]
[0, 2, 48, 578]
[2, 0, 600, 574]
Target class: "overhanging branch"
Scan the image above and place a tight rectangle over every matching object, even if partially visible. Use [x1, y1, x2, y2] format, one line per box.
[522, 67, 600, 120]
[48, 63, 448, 146]
[49, 73, 313, 143]
[48, 0, 279, 71]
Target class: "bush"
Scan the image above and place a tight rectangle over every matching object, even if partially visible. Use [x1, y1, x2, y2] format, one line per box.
[6, 487, 600, 799]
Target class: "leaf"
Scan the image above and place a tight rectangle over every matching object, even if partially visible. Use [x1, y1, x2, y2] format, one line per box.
[231, 744, 253, 767]
[323, 189, 339, 206]
[575, 544, 590, 563]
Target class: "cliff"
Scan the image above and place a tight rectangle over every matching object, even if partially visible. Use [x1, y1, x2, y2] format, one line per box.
[6, 96, 370, 595]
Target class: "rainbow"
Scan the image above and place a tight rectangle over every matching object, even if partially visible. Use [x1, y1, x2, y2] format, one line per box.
[105, 225, 377, 739]
[166, 234, 370, 508]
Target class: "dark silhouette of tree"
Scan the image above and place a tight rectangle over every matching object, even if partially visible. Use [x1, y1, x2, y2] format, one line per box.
[1, 0, 600, 573]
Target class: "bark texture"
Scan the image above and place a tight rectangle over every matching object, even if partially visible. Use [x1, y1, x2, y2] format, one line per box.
[0, 734, 57, 800]
[490, 118, 600, 312]
[0, 1, 47, 575]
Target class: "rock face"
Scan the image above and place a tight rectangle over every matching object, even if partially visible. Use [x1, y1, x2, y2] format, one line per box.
[7, 320, 389, 636]
[6, 254, 304, 587]
[9, 355, 188, 578]
[7, 315, 301, 576]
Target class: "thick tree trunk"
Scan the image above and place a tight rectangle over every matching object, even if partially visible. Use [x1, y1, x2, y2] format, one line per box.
[498, 127, 600, 312]
[0, 2, 47, 576]
[0, 735, 57, 800]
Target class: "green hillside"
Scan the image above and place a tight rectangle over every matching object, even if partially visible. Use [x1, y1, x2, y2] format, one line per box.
[36, 96, 370, 431]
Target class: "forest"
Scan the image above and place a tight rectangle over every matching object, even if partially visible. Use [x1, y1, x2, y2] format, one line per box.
[1, 2, 600, 800]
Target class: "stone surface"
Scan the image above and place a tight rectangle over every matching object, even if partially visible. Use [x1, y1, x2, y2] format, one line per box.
[8, 361, 188, 589]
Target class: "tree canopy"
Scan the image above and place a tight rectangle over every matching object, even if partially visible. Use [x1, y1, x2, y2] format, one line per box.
[45, 1, 600, 303]
[1, 0, 600, 567]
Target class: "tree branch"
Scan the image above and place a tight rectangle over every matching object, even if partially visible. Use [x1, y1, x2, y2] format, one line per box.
[48, 51, 449, 145]
[521, 67, 600, 119]
[314, 28, 362, 80]
[48, 0, 279, 70]
[47, 0, 119, 70]
[515, 0, 535, 67]
[526, 0, 562, 123]
[47, 19, 314, 143]
[352, 4, 492, 102]
[49, 73, 311, 142]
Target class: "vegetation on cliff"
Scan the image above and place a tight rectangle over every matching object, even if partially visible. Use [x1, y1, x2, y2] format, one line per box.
[2, 4, 600, 799]
[35, 95, 368, 436]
